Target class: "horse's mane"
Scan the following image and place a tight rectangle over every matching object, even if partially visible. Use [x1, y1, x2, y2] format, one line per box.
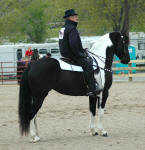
[90, 33, 112, 55]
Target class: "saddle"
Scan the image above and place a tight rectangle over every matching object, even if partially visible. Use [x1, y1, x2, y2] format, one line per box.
[58, 57, 98, 72]
[60, 57, 77, 65]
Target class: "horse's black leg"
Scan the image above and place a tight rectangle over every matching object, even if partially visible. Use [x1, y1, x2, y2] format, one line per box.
[101, 89, 109, 109]
[30, 98, 45, 120]
[89, 95, 98, 136]
[29, 92, 48, 142]
[96, 89, 109, 137]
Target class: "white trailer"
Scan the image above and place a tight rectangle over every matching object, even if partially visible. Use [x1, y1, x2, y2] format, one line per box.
[129, 32, 145, 60]
[0, 43, 60, 76]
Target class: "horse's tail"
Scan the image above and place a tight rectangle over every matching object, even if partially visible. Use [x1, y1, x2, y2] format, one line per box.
[18, 66, 32, 135]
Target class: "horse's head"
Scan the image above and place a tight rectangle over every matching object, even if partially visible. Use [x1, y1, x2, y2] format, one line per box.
[31, 49, 39, 61]
[109, 31, 130, 64]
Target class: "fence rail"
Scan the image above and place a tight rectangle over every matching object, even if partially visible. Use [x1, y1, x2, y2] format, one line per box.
[0, 60, 145, 85]
[113, 59, 145, 81]
[0, 61, 27, 85]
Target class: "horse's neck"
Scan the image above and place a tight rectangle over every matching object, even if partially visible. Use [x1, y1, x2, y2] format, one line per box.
[90, 33, 113, 68]
[105, 47, 114, 69]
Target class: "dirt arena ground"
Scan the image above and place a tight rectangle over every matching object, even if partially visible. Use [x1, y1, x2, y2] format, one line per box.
[0, 81, 145, 150]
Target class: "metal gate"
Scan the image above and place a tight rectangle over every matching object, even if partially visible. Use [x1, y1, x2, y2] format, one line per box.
[0, 61, 26, 85]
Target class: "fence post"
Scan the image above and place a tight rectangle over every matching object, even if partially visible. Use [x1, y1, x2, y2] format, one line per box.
[0, 62, 4, 85]
[128, 63, 132, 81]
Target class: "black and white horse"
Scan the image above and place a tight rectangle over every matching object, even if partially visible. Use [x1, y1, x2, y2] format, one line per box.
[18, 31, 130, 142]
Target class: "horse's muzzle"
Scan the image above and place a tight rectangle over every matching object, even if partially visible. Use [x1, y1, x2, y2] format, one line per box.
[121, 56, 130, 64]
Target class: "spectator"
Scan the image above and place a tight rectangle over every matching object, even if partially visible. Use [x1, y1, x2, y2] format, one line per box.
[25, 47, 33, 57]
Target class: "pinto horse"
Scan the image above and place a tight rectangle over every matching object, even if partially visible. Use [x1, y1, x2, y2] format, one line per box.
[18, 31, 130, 142]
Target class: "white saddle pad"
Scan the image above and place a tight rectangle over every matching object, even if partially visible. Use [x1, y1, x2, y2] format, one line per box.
[57, 58, 97, 72]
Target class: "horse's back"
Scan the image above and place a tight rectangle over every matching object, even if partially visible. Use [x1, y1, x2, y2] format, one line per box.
[29, 57, 60, 73]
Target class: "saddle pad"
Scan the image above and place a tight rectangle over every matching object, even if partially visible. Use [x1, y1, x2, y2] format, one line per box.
[57, 58, 97, 72]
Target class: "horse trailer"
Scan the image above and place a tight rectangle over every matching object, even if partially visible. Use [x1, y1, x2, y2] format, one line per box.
[129, 32, 145, 60]
[0, 43, 60, 77]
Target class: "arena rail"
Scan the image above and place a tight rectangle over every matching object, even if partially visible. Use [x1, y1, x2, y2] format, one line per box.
[113, 60, 145, 81]
[0, 61, 27, 85]
[0, 60, 145, 85]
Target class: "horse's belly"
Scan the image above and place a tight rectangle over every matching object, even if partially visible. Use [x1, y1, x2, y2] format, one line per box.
[53, 70, 87, 96]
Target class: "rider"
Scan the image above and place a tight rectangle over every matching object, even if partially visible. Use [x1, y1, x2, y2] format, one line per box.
[25, 47, 33, 57]
[59, 9, 102, 96]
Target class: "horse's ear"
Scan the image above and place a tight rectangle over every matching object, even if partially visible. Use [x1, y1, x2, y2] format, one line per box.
[121, 29, 127, 36]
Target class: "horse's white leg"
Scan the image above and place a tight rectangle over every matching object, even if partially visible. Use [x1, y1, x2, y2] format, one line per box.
[96, 96, 108, 136]
[89, 96, 98, 136]
[97, 108, 107, 136]
[30, 115, 40, 142]
[89, 113, 98, 135]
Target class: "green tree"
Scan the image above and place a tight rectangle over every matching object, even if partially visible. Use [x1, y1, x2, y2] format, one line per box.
[0, 0, 49, 43]
[21, 0, 48, 43]
[0, 0, 145, 42]
[89, 0, 145, 33]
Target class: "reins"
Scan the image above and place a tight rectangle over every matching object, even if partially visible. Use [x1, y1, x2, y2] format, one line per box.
[88, 50, 112, 73]
[88, 50, 106, 64]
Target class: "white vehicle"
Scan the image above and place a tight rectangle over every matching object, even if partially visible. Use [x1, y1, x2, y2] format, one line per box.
[0, 43, 60, 76]
[129, 32, 145, 60]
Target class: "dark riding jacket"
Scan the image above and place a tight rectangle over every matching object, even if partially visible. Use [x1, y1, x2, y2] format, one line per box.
[59, 19, 86, 59]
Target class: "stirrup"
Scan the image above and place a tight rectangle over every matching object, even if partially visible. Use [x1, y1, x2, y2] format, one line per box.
[86, 91, 95, 96]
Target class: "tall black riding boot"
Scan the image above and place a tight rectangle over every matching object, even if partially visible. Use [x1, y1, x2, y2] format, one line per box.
[73, 57, 103, 96]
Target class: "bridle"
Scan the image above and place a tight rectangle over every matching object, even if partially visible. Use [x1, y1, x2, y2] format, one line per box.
[87, 32, 128, 73]
[119, 32, 128, 60]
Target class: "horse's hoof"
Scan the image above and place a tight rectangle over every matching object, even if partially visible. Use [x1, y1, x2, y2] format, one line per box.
[94, 132, 98, 136]
[97, 128, 108, 137]
[30, 136, 40, 143]
[91, 131, 98, 136]
[90, 128, 97, 136]
[102, 133, 108, 137]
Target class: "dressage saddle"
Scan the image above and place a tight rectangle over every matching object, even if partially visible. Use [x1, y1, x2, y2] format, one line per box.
[60, 57, 78, 66]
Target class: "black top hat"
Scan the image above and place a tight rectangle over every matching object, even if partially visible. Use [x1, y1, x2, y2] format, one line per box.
[63, 9, 78, 18]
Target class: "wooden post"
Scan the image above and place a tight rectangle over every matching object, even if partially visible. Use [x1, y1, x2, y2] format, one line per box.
[0, 62, 4, 84]
[128, 63, 132, 81]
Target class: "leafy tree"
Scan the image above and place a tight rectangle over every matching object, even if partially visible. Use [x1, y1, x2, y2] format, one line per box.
[129, 0, 145, 32]
[0, 0, 144, 42]
[20, 0, 48, 43]
[87, 0, 145, 33]
[0, 0, 49, 43]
